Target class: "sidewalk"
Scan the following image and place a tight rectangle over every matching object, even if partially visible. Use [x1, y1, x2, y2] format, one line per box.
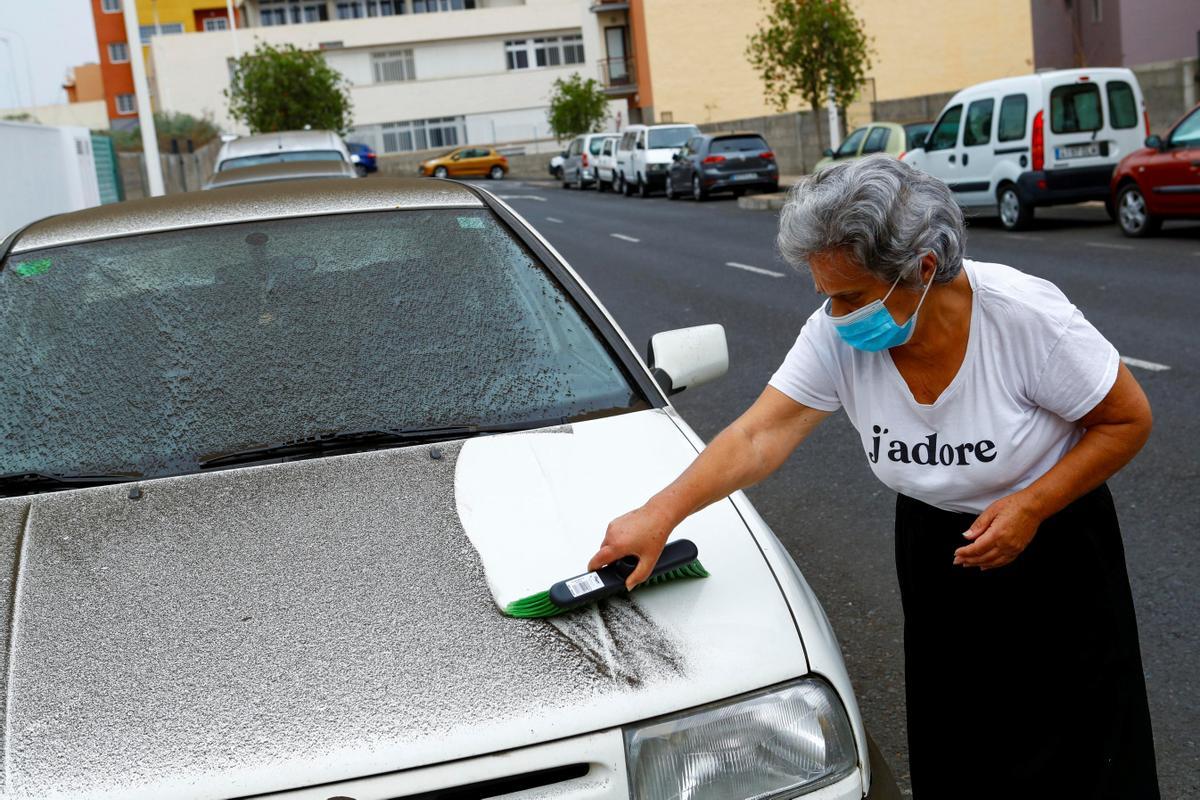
[736, 174, 800, 211]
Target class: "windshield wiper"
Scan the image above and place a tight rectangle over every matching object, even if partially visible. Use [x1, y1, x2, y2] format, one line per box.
[199, 418, 568, 471]
[0, 471, 143, 498]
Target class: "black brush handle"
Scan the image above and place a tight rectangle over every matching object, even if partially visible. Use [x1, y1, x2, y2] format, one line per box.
[548, 539, 699, 611]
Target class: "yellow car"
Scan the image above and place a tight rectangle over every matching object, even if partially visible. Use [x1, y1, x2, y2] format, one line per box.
[813, 121, 932, 172]
[418, 147, 509, 180]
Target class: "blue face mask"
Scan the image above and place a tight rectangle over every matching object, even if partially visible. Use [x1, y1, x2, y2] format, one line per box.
[826, 272, 934, 352]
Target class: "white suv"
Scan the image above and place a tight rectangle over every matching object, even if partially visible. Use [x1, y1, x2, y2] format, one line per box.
[902, 68, 1147, 230]
[616, 123, 701, 197]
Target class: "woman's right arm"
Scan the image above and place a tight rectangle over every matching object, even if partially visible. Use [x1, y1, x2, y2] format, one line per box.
[588, 386, 832, 587]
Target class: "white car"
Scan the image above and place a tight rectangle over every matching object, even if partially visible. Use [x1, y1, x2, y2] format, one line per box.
[595, 134, 620, 191]
[0, 178, 898, 800]
[213, 129, 352, 174]
[616, 123, 701, 197]
[902, 68, 1147, 230]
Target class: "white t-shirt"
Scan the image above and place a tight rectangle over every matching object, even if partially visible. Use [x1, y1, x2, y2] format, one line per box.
[768, 259, 1119, 514]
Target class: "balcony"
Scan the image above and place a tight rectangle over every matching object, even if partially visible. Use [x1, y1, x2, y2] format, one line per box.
[597, 57, 636, 95]
[589, 1, 629, 11]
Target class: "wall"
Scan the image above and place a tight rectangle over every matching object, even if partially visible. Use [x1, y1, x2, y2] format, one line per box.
[1133, 57, 1200, 134]
[374, 144, 556, 178]
[1119, 0, 1200, 66]
[0, 122, 100, 239]
[117, 136, 221, 199]
[636, 0, 1034, 126]
[3, 101, 110, 130]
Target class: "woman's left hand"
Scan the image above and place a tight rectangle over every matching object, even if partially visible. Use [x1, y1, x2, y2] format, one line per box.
[953, 490, 1046, 570]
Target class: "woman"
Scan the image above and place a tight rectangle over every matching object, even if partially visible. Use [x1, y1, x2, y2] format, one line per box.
[590, 155, 1159, 798]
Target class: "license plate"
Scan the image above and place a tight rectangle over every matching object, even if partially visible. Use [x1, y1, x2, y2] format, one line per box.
[1055, 142, 1100, 160]
[732, 173, 758, 181]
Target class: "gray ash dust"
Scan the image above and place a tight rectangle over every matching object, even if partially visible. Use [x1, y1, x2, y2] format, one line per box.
[0, 440, 689, 799]
[546, 595, 686, 688]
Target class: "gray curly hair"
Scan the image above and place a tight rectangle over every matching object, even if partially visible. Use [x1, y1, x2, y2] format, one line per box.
[777, 153, 966, 285]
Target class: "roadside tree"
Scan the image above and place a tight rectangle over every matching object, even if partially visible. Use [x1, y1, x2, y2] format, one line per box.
[546, 73, 610, 141]
[746, 0, 872, 148]
[225, 43, 353, 135]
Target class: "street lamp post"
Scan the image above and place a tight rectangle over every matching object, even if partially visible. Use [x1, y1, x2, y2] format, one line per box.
[121, 1, 165, 196]
[0, 30, 37, 110]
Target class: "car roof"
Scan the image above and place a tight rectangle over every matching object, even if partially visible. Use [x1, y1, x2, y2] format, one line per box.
[950, 67, 1136, 101]
[7, 178, 483, 255]
[705, 130, 766, 139]
[203, 159, 359, 189]
[218, 130, 345, 160]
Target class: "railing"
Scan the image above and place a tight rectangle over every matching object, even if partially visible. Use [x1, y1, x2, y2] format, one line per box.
[598, 57, 636, 90]
[588, 0, 630, 10]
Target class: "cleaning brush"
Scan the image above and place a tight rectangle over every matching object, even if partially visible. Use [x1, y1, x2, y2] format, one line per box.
[503, 538, 709, 618]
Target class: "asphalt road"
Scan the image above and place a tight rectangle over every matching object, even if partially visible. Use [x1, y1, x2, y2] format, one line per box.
[480, 177, 1198, 798]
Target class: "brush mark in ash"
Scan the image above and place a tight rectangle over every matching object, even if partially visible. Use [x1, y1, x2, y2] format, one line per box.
[546, 595, 686, 688]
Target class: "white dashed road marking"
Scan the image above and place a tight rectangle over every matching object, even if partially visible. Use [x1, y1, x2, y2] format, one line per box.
[1121, 356, 1171, 372]
[497, 194, 546, 202]
[610, 233, 640, 243]
[1085, 241, 1134, 251]
[545, 217, 563, 223]
[726, 261, 786, 278]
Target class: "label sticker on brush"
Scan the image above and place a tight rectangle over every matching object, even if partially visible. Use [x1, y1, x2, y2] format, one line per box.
[565, 572, 604, 598]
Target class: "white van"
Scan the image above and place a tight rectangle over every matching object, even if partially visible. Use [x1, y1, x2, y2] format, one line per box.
[901, 68, 1147, 230]
[616, 123, 701, 197]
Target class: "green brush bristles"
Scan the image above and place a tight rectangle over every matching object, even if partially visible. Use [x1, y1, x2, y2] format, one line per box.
[502, 560, 710, 619]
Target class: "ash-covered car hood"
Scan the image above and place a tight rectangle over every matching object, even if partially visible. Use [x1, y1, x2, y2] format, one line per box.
[0, 409, 806, 799]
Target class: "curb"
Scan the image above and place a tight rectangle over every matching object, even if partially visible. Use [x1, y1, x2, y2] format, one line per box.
[738, 192, 789, 211]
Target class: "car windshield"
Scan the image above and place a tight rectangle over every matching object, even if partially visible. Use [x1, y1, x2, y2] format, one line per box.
[648, 127, 697, 149]
[219, 150, 345, 171]
[710, 136, 768, 154]
[0, 209, 643, 481]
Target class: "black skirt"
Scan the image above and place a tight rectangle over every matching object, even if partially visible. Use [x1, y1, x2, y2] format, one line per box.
[895, 485, 1159, 799]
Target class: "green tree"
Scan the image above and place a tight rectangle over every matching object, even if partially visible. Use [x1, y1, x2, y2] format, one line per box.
[746, 0, 872, 146]
[225, 42, 353, 135]
[546, 73, 610, 141]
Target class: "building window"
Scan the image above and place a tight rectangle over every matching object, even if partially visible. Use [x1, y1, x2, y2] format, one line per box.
[203, 16, 229, 31]
[139, 23, 185, 43]
[115, 93, 136, 114]
[372, 49, 415, 83]
[659, 111, 673, 123]
[336, 1, 364, 18]
[412, 0, 477, 11]
[101, 0, 121, 12]
[374, 116, 464, 153]
[1091, 0, 1102, 22]
[108, 42, 129, 63]
[260, 0, 328, 25]
[506, 35, 583, 71]
[345, 0, 401, 16]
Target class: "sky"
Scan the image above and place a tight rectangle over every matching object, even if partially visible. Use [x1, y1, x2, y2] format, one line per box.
[0, 0, 101, 110]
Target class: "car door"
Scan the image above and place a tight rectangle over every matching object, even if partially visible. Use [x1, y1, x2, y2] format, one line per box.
[860, 125, 891, 159]
[1153, 106, 1200, 213]
[922, 103, 964, 190]
[956, 96, 997, 206]
[834, 126, 869, 162]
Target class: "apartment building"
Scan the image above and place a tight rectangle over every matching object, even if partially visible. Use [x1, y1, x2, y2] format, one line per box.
[1031, 0, 1199, 69]
[148, 0, 630, 152]
[89, 0, 240, 128]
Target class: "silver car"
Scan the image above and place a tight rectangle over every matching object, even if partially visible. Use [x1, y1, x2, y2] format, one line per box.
[0, 179, 899, 800]
[561, 132, 619, 189]
[203, 159, 358, 190]
[213, 129, 352, 174]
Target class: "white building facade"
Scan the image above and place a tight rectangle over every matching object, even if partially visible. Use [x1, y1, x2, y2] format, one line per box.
[149, 0, 633, 154]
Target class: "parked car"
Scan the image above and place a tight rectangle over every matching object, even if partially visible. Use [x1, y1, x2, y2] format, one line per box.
[214, 130, 351, 174]
[615, 123, 702, 197]
[595, 135, 620, 192]
[345, 141, 378, 176]
[1110, 102, 1200, 237]
[902, 68, 1148, 230]
[203, 160, 358, 190]
[0, 178, 899, 800]
[418, 146, 508, 179]
[665, 131, 779, 201]
[814, 122, 929, 171]
[561, 132, 619, 189]
[548, 153, 564, 180]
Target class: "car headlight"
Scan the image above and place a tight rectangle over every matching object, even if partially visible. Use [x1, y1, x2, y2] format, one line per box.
[623, 679, 857, 800]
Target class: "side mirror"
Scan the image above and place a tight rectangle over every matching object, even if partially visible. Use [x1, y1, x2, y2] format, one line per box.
[1144, 134, 1163, 150]
[646, 324, 729, 396]
[561, 150, 568, 158]
[823, 148, 834, 158]
[671, 152, 680, 161]
[636, 141, 645, 150]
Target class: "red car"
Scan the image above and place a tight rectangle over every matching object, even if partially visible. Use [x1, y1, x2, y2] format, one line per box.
[1111, 103, 1200, 236]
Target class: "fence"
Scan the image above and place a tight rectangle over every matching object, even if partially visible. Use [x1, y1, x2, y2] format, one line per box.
[118, 138, 222, 200]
